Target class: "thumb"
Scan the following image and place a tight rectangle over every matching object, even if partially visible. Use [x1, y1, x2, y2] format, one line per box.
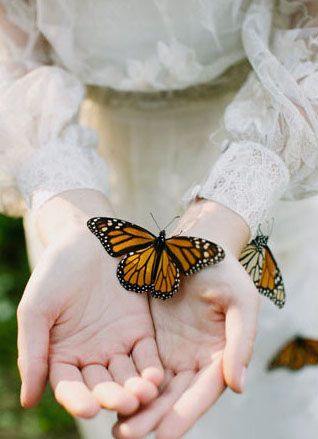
[223, 287, 260, 393]
[17, 300, 50, 408]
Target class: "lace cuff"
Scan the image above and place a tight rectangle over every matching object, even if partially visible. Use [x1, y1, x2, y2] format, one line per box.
[17, 125, 108, 210]
[183, 142, 290, 237]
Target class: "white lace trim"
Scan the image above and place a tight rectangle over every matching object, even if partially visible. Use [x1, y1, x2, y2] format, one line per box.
[0, 64, 109, 215]
[183, 142, 290, 237]
[17, 125, 108, 210]
[236, 0, 318, 200]
[0, 0, 318, 224]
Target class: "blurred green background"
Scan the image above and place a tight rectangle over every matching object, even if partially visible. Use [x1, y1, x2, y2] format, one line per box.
[0, 215, 79, 439]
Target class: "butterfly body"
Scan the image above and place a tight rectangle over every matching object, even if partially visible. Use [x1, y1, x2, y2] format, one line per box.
[117, 229, 175, 299]
[253, 234, 269, 252]
[239, 230, 285, 308]
[87, 217, 225, 300]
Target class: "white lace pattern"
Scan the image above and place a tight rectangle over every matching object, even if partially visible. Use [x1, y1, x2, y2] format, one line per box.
[184, 142, 290, 236]
[184, 0, 318, 235]
[17, 125, 108, 210]
[0, 64, 108, 215]
[0, 0, 318, 232]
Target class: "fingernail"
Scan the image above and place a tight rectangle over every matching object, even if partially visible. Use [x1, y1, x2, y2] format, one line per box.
[240, 367, 247, 392]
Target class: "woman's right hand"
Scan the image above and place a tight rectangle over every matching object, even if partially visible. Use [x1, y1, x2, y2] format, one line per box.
[17, 189, 164, 418]
[113, 200, 260, 439]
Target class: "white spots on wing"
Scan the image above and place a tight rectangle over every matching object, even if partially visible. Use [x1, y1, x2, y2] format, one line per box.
[87, 219, 226, 300]
[185, 244, 225, 276]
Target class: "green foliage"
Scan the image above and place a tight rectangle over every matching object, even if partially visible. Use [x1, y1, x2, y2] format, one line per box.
[0, 215, 79, 439]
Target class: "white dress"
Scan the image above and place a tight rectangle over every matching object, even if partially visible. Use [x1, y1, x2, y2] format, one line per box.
[1, 1, 318, 438]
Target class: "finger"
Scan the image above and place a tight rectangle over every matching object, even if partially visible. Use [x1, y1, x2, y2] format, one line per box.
[17, 303, 50, 408]
[113, 370, 194, 439]
[82, 363, 112, 389]
[94, 382, 140, 416]
[50, 362, 100, 418]
[82, 364, 139, 416]
[116, 369, 174, 425]
[223, 292, 259, 393]
[109, 354, 158, 405]
[156, 358, 225, 439]
[159, 369, 175, 392]
[132, 336, 164, 386]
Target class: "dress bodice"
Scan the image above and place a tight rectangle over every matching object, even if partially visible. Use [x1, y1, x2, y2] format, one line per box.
[37, 0, 249, 90]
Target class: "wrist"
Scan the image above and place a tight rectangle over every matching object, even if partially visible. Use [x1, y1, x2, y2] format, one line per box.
[176, 199, 250, 258]
[33, 189, 114, 246]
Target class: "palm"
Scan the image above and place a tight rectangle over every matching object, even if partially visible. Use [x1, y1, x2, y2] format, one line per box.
[18, 232, 163, 417]
[152, 279, 226, 372]
[50, 255, 154, 367]
[113, 255, 259, 439]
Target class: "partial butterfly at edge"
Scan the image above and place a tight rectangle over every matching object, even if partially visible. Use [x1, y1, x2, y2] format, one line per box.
[239, 227, 286, 309]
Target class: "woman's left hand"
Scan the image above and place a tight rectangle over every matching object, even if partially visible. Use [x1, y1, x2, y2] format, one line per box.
[17, 190, 164, 419]
[113, 200, 260, 439]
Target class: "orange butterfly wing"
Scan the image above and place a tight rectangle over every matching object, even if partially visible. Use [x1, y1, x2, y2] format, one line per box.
[165, 236, 225, 275]
[117, 246, 180, 299]
[117, 245, 157, 293]
[87, 217, 155, 256]
[239, 236, 285, 309]
[152, 248, 180, 300]
[258, 246, 285, 309]
[268, 337, 318, 370]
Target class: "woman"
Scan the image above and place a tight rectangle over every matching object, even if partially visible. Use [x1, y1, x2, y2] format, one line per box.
[0, 1, 318, 438]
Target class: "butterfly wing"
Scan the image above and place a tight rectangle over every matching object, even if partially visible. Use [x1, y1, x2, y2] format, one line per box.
[239, 240, 286, 309]
[268, 337, 318, 370]
[239, 241, 264, 286]
[259, 246, 285, 309]
[152, 248, 180, 300]
[87, 217, 156, 257]
[165, 236, 225, 276]
[117, 245, 157, 293]
[117, 245, 180, 299]
[303, 339, 318, 367]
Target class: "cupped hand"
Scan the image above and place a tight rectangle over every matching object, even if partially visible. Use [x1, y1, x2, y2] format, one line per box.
[114, 200, 260, 439]
[17, 190, 164, 418]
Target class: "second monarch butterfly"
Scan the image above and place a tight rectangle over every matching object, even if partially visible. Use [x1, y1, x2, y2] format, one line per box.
[239, 226, 286, 308]
[87, 216, 225, 300]
[268, 336, 318, 371]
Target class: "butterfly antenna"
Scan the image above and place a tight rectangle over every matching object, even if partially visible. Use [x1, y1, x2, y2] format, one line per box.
[150, 212, 162, 232]
[258, 218, 275, 237]
[268, 217, 275, 236]
[163, 215, 180, 231]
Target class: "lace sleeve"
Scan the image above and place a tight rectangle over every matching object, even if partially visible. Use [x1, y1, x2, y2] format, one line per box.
[184, 0, 318, 237]
[0, 1, 108, 216]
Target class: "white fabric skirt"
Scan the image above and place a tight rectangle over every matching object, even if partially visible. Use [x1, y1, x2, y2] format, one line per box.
[24, 63, 318, 439]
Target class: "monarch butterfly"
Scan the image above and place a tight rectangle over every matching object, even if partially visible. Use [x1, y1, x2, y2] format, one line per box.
[239, 227, 285, 308]
[87, 216, 225, 300]
[268, 336, 318, 371]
